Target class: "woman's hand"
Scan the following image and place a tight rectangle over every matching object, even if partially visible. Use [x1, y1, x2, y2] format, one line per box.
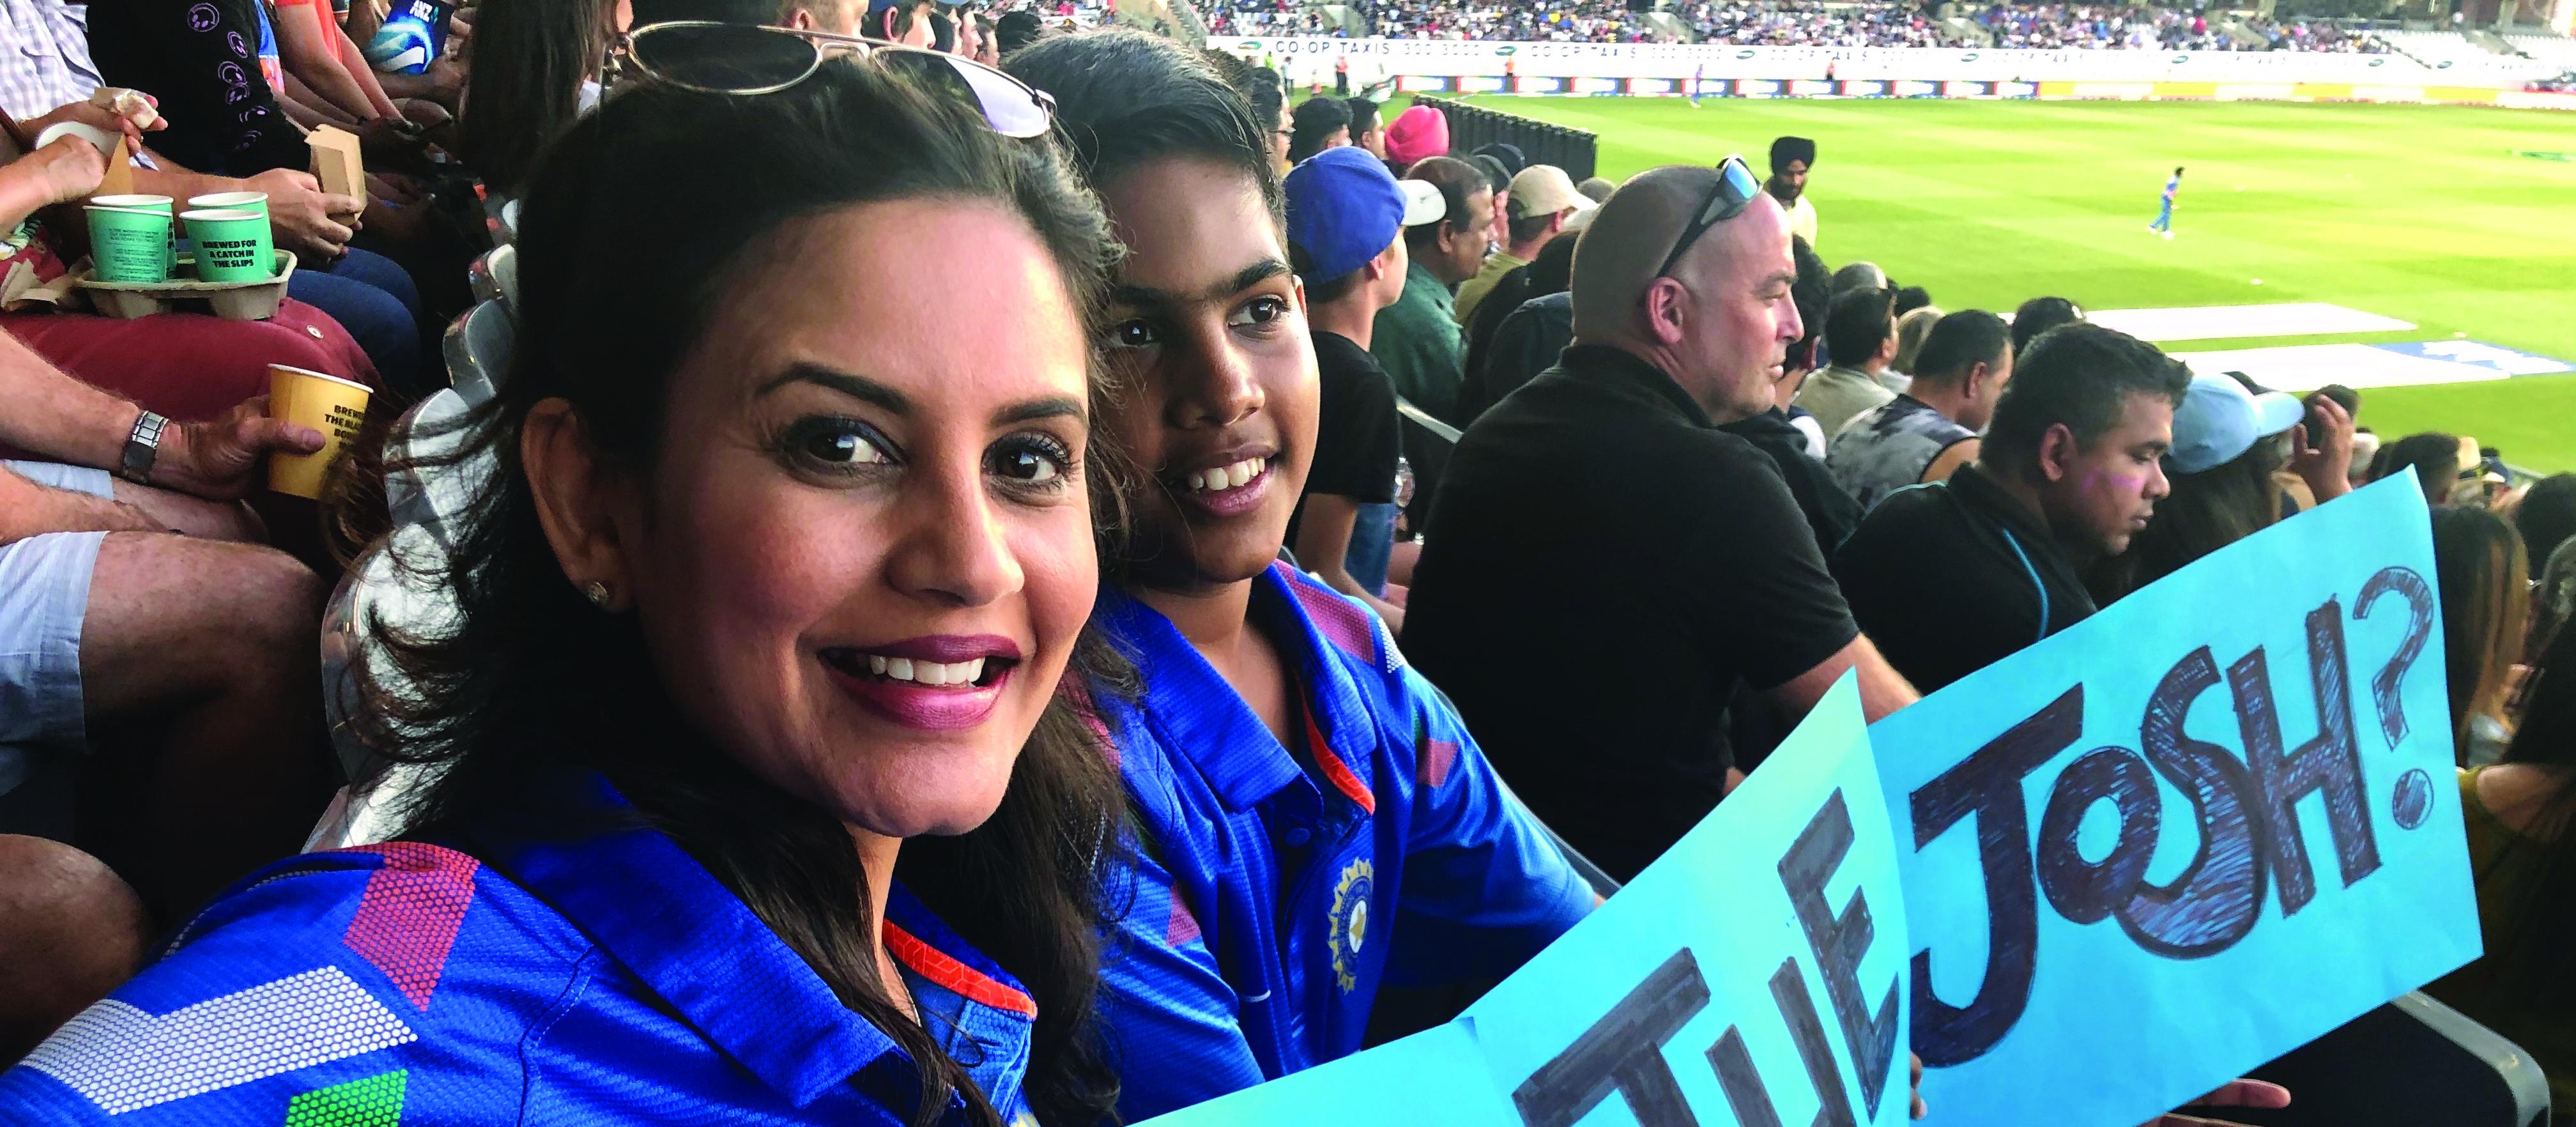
[2288, 394, 2355, 503]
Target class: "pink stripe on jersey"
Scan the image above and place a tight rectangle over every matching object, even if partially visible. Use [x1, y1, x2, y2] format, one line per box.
[1276, 562, 1379, 663]
[339, 842, 480, 1011]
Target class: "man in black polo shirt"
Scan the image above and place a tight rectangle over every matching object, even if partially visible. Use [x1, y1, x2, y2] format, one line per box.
[1403, 162, 1920, 882]
[1832, 322, 2188, 693]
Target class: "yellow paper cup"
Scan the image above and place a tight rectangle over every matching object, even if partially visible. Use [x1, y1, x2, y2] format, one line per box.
[267, 365, 372, 498]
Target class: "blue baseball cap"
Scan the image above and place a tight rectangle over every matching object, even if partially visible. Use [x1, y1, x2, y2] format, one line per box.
[1284, 146, 1445, 285]
[2166, 372, 2304, 474]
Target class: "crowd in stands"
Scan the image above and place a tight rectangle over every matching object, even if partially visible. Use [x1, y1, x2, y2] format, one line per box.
[1684, 1, 1959, 48]
[1975, 3, 2388, 51]
[1204, 0, 1335, 36]
[0, 4, 2566, 1126]
[1356, 0, 1665, 43]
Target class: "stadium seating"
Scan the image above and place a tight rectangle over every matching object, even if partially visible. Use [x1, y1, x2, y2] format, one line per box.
[2503, 32, 2576, 67]
[2383, 29, 2511, 68]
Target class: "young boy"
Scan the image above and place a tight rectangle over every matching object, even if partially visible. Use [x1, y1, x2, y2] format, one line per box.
[1009, 30, 1597, 1123]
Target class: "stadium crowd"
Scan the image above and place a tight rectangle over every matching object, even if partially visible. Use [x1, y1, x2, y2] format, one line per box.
[1684, 0, 1956, 47]
[1205, 0, 2391, 51]
[0, 2, 2565, 1126]
[1357, 0, 1666, 43]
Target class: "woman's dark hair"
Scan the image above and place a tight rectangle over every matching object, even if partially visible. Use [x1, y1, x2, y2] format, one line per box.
[2515, 473, 2576, 568]
[2090, 430, 2287, 603]
[1286, 95, 1350, 165]
[2434, 504, 2531, 764]
[2480, 622, 2576, 1009]
[2370, 431, 2461, 507]
[1010, 29, 1284, 229]
[353, 61, 1128, 1127]
[456, 0, 616, 195]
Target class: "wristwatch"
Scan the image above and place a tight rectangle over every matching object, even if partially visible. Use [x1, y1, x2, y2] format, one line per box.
[119, 410, 168, 486]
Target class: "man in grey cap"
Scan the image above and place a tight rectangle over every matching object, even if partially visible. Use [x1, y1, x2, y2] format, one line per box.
[1768, 135, 1819, 250]
[1404, 161, 1920, 880]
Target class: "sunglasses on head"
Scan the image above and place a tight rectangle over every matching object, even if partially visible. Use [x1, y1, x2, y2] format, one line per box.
[609, 21, 1055, 138]
[1654, 155, 1762, 280]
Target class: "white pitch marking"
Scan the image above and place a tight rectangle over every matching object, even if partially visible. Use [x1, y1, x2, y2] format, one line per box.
[2085, 303, 2415, 342]
[2167, 343, 2515, 392]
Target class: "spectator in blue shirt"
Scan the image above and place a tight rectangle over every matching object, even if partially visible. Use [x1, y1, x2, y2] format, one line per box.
[1008, 30, 1597, 1123]
[1, 55, 1130, 1126]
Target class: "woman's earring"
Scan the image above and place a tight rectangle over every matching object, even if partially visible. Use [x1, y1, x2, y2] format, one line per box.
[582, 580, 613, 609]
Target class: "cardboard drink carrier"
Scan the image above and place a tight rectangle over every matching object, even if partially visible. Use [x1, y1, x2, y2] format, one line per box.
[72, 123, 359, 320]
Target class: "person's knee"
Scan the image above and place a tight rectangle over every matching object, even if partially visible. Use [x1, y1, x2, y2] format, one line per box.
[0, 836, 148, 1063]
[227, 546, 329, 661]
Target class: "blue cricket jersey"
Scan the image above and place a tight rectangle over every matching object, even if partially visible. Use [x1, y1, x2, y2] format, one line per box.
[0, 770, 1043, 1126]
[1089, 562, 1595, 1121]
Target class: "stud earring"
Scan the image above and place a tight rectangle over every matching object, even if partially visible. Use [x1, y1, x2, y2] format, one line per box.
[581, 580, 612, 608]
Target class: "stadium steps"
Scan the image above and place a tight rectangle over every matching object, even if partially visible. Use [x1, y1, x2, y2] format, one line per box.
[2464, 27, 2520, 54]
[2498, 31, 2576, 65]
[1644, 10, 1694, 42]
[2217, 15, 2266, 49]
[1942, 13, 1992, 45]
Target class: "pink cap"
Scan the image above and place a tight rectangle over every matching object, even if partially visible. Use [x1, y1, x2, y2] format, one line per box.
[1383, 105, 1450, 171]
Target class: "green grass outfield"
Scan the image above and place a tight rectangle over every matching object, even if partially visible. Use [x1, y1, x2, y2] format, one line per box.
[1430, 97, 2576, 472]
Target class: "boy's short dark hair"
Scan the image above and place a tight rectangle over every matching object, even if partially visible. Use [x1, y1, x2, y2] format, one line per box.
[2010, 295, 2083, 356]
[1287, 96, 1351, 165]
[1008, 30, 1283, 229]
[1822, 286, 1894, 370]
[1910, 310, 2011, 385]
[1984, 322, 2190, 471]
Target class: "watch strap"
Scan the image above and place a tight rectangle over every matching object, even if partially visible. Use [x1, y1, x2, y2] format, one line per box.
[119, 410, 168, 485]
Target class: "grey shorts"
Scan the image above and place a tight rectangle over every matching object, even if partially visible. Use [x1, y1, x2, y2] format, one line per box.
[1, 460, 115, 800]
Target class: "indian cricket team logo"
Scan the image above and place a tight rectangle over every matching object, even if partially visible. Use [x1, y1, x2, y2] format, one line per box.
[1326, 858, 1374, 993]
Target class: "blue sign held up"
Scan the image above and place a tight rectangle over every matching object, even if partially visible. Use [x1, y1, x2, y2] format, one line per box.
[1134, 679, 1910, 1127]
[1133, 475, 2476, 1127]
[1876, 473, 2480, 1125]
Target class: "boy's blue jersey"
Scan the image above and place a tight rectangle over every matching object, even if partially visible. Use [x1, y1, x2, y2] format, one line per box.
[1089, 562, 1595, 1121]
[0, 770, 1042, 1126]
[2162, 174, 2182, 203]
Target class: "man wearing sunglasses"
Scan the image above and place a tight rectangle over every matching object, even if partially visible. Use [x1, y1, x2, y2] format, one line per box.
[1404, 162, 1921, 884]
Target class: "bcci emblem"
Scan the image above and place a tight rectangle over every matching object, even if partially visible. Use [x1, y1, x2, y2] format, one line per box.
[1326, 858, 1374, 993]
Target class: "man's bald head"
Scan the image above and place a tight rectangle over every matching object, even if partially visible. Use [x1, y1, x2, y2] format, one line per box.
[1570, 165, 1715, 342]
[1569, 165, 1802, 424]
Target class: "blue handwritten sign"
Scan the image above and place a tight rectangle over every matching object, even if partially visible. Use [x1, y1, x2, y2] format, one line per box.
[1134, 678, 1910, 1127]
[1874, 473, 2480, 1126]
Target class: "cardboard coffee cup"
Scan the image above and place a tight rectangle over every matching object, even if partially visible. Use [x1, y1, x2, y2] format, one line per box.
[89, 193, 178, 277]
[84, 204, 172, 282]
[267, 364, 372, 498]
[181, 208, 274, 282]
[33, 120, 117, 158]
[187, 191, 270, 218]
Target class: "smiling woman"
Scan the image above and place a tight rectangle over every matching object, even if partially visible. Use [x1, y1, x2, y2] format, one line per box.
[0, 54, 1131, 1127]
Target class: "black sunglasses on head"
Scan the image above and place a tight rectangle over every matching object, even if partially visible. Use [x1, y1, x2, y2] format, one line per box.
[1654, 155, 1763, 279]
[608, 22, 1054, 138]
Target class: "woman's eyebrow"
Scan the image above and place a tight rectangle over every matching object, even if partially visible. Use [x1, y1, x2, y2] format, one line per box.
[756, 363, 912, 415]
[995, 396, 1084, 427]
